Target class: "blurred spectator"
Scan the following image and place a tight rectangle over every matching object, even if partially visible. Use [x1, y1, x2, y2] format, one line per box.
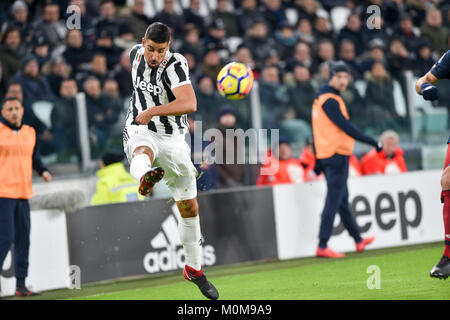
[274, 22, 297, 60]
[112, 49, 132, 98]
[0, 63, 6, 98]
[396, 13, 421, 52]
[312, 61, 330, 88]
[0, 26, 27, 84]
[187, 116, 218, 192]
[298, 139, 322, 181]
[287, 63, 314, 123]
[94, 0, 121, 39]
[47, 58, 71, 97]
[386, 37, 414, 80]
[77, 53, 110, 86]
[31, 35, 51, 68]
[295, 0, 320, 23]
[421, 8, 448, 56]
[260, 0, 287, 32]
[12, 55, 55, 102]
[341, 73, 366, 129]
[1, 0, 33, 43]
[362, 13, 390, 46]
[414, 40, 436, 77]
[90, 150, 142, 205]
[83, 76, 118, 150]
[183, 0, 206, 35]
[215, 105, 245, 188]
[288, 42, 316, 73]
[234, 44, 259, 79]
[195, 75, 221, 129]
[256, 137, 306, 186]
[153, 0, 185, 37]
[244, 19, 278, 67]
[33, 2, 67, 50]
[314, 39, 335, 67]
[295, 18, 315, 46]
[360, 38, 388, 73]
[236, 0, 265, 35]
[202, 19, 231, 61]
[211, 0, 240, 37]
[179, 25, 203, 62]
[365, 61, 406, 132]
[51, 78, 79, 154]
[339, 40, 363, 79]
[119, 0, 151, 41]
[94, 29, 122, 69]
[63, 29, 93, 76]
[360, 130, 407, 175]
[199, 48, 223, 81]
[103, 78, 123, 110]
[313, 9, 333, 42]
[259, 65, 289, 129]
[338, 13, 366, 56]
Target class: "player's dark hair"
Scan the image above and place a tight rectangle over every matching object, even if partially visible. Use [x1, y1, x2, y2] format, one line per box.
[1, 97, 22, 108]
[144, 22, 171, 43]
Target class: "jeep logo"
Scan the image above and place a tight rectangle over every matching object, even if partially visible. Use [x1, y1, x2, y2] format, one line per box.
[333, 190, 422, 240]
[134, 76, 162, 95]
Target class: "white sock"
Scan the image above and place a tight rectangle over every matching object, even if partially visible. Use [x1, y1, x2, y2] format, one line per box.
[179, 215, 202, 271]
[130, 154, 151, 181]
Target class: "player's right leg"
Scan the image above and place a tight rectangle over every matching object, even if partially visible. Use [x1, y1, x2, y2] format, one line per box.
[430, 162, 450, 279]
[130, 146, 164, 197]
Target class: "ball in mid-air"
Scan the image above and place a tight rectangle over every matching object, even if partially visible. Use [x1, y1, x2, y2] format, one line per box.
[216, 62, 254, 100]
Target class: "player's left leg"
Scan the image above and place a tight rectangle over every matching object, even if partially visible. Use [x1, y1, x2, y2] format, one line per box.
[176, 198, 219, 300]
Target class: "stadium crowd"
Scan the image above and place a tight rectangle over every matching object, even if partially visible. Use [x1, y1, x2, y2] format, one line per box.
[0, 0, 448, 195]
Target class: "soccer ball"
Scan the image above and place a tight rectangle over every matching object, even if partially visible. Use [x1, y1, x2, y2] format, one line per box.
[216, 62, 254, 100]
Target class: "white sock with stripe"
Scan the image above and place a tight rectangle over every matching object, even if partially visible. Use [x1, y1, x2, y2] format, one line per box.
[130, 154, 151, 181]
[179, 215, 202, 271]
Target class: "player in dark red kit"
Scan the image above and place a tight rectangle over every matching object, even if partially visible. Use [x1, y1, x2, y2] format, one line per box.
[416, 50, 450, 279]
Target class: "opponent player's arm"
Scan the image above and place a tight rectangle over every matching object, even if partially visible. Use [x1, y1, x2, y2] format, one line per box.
[416, 50, 450, 100]
[135, 84, 196, 124]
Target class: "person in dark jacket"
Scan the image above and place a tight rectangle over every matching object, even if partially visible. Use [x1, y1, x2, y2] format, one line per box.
[0, 26, 27, 84]
[63, 29, 93, 76]
[287, 63, 315, 123]
[312, 61, 379, 258]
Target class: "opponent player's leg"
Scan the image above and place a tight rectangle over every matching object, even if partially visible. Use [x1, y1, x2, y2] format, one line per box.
[176, 197, 218, 300]
[430, 164, 450, 279]
[130, 146, 164, 196]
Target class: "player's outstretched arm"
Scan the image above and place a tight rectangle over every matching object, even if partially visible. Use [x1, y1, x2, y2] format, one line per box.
[136, 84, 197, 125]
[415, 71, 438, 95]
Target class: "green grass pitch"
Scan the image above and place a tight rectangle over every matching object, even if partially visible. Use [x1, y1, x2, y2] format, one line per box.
[10, 242, 449, 300]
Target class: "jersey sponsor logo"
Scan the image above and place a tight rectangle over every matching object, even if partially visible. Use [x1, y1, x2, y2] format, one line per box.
[134, 75, 163, 96]
[143, 204, 216, 273]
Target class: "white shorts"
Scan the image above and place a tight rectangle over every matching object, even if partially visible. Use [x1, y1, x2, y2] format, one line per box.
[123, 125, 198, 201]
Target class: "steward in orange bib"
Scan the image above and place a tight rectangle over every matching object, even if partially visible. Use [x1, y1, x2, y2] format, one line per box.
[0, 97, 52, 297]
[312, 61, 381, 258]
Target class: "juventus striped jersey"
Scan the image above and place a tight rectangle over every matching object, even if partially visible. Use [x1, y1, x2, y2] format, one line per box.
[124, 44, 191, 136]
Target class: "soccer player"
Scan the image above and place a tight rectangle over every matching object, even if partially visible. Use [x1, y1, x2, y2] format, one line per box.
[122, 22, 219, 299]
[416, 50, 450, 279]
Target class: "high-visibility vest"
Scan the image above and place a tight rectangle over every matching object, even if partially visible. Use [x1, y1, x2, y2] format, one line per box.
[312, 92, 355, 159]
[0, 122, 36, 199]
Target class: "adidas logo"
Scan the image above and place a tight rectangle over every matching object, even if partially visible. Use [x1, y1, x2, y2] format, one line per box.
[143, 204, 216, 273]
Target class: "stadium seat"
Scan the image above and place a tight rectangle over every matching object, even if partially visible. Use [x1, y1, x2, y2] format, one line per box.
[285, 8, 298, 27]
[330, 6, 351, 32]
[353, 80, 367, 98]
[227, 36, 243, 53]
[32, 100, 54, 129]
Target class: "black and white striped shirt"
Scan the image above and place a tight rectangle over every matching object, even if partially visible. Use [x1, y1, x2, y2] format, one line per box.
[125, 44, 191, 136]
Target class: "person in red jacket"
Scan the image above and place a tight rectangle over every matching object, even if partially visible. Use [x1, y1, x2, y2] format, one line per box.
[256, 137, 306, 186]
[360, 130, 407, 175]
